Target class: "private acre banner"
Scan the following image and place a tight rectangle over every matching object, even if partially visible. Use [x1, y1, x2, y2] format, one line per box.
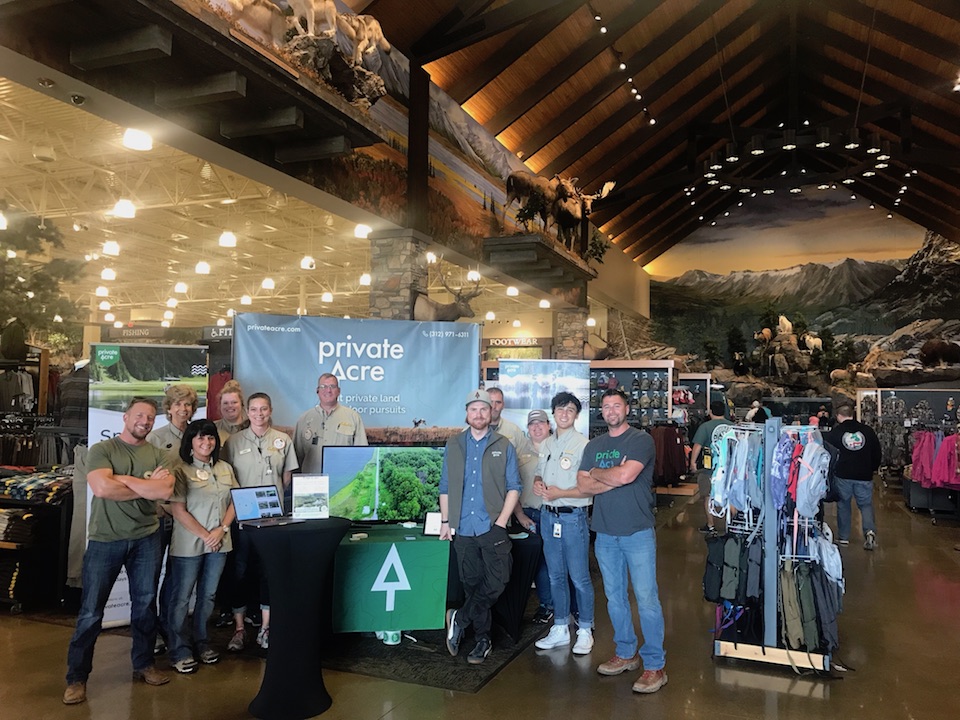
[233, 314, 481, 428]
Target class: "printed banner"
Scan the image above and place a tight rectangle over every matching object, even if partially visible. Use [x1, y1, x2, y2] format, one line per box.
[496, 359, 591, 437]
[87, 343, 208, 627]
[233, 313, 481, 428]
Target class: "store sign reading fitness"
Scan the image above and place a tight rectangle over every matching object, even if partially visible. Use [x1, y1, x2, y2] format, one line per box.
[234, 314, 481, 428]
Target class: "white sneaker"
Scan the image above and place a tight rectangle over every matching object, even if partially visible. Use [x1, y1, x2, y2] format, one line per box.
[535, 624, 570, 650]
[572, 628, 594, 655]
[257, 627, 269, 649]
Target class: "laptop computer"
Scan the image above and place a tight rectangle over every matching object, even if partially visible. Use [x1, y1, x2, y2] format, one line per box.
[231, 485, 305, 529]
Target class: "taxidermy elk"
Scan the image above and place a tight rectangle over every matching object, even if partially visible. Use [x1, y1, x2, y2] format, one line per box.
[412, 275, 482, 322]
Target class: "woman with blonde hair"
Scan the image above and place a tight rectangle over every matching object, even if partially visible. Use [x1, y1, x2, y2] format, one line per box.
[215, 380, 248, 444]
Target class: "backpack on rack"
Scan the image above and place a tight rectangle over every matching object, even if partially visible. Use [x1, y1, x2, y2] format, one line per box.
[703, 533, 725, 603]
[779, 559, 804, 650]
[720, 534, 742, 602]
[810, 563, 841, 653]
[821, 440, 841, 502]
[796, 561, 820, 651]
[770, 434, 796, 511]
[796, 441, 831, 518]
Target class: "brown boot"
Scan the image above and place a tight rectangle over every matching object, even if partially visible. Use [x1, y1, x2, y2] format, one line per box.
[63, 682, 87, 705]
[132, 666, 170, 686]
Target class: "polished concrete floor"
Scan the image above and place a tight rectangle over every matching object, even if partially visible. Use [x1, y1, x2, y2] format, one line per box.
[2, 481, 959, 720]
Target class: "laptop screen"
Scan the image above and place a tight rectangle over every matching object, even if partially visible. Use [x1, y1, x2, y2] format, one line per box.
[231, 486, 283, 521]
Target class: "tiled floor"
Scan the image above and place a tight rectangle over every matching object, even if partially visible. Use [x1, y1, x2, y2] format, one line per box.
[2, 481, 959, 719]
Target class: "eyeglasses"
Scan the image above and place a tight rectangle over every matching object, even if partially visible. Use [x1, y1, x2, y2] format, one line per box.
[317, 385, 339, 391]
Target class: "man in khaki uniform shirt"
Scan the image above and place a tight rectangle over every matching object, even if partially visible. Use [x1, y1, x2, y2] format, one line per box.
[294, 373, 367, 474]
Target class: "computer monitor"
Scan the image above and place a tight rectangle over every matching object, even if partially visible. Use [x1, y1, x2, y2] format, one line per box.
[321, 445, 445, 522]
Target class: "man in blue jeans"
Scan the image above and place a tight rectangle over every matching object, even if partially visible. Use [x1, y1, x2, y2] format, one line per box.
[824, 404, 882, 550]
[63, 397, 175, 705]
[577, 388, 667, 694]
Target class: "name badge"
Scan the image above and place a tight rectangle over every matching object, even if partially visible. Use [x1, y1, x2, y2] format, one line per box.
[239, 448, 252, 455]
[553, 523, 562, 539]
[559, 456, 572, 470]
[196, 469, 210, 481]
[273, 438, 285, 449]
[337, 423, 354, 434]
[491, 450, 502, 457]
[311, 436, 319, 445]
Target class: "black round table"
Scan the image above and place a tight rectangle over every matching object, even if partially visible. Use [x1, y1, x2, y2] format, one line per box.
[247, 518, 351, 720]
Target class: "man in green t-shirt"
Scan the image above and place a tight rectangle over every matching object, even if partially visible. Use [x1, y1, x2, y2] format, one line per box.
[688, 401, 730, 535]
[64, 398, 175, 706]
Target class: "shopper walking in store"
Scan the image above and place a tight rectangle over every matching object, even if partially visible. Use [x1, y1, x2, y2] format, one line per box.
[63, 397, 175, 705]
[577, 388, 667, 694]
[294, 372, 367, 474]
[514, 408, 554, 625]
[532, 392, 594, 655]
[147, 383, 199, 657]
[441, 389, 521, 665]
[166, 419, 238, 674]
[823, 404, 882, 550]
[215, 379, 248, 444]
[222, 393, 298, 651]
[689, 400, 730, 536]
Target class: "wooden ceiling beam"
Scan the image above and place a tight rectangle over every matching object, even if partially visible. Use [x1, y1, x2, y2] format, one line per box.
[590, 66, 783, 232]
[155, 71, 247, 109]
[220, 107, 304, 139]
[275, 136, 351, 164]
[549, 15, 784, 188]
[518, 0, 737, 160]
[444, 0, 585, 105]
[70, 25, 172, 70]
[484, 0, 663, 136]
[411, 0, 576, 64]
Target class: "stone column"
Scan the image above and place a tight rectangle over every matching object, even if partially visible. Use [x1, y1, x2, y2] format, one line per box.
[555, 308, 588, 359]
[367, 228, 431, 320]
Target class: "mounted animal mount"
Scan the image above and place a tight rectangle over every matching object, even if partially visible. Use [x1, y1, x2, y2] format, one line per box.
[551, 181, 616, 251]
[412, 273, 482, 322]
[503, 171, 576, 232]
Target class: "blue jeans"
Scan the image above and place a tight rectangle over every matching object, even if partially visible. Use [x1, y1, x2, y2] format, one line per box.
[595, 529, 666, 670]
[836, 477, 876, 540]
[66, 530, 162, 683]
[540, 506, 594, 629]
[167, 553, 228, 662]
[523, 507, 552, 609]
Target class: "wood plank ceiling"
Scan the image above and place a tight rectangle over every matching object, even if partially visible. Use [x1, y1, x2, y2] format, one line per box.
[364, 0, 960, 266]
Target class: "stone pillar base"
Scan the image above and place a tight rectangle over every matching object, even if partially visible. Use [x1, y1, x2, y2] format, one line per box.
[368, 228, 432, 320]
[555, 308, 588, 359]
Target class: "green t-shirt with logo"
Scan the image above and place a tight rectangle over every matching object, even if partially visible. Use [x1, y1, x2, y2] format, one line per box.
[86, 437, 167, 542]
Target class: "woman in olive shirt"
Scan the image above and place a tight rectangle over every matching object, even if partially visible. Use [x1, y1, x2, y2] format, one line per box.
[166, 420, 238, 673]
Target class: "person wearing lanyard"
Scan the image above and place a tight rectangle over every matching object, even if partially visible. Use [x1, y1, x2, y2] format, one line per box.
[293, 373, 367, 474]
[532, 392, 593, 655]
[222, 393, 298, 651]
[166, 419, 238, 674]
[440, 389, 521, 665]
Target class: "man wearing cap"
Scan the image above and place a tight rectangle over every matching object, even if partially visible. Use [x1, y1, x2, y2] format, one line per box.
[514, 408, 554, 625]
[441, 389, 521, 665]
[294, 373, 367, 474]
[532, 392, 594, 655]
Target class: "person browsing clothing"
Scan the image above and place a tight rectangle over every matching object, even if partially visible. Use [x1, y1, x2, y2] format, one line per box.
[441, 389, 521, 665]
[532, 392, 594, 655]
[63, 398, 174, 705]
[577, 388, 667, 694]
[165, 420, 238, 674]
[294, 373, 367, 474]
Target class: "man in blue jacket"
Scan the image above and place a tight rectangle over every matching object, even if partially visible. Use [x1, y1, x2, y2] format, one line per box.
[440, 389, 521, 664]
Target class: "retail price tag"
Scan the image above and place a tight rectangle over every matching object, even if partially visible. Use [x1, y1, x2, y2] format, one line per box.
[553, 523, 562, 539]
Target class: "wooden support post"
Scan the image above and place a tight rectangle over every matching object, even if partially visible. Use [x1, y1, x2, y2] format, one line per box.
[407, 64, 430, 234]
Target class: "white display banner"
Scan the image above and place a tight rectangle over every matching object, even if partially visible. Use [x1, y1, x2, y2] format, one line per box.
[86, 343, 208, 627]
[496, 359, 591, 436]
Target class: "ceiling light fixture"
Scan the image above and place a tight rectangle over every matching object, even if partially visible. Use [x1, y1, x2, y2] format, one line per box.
[240, 295, 252, 305]
[163, 310, 174, 320]
[586, 317, 597, 327]
[782, 129, 797, 151]
[866, 132, 881, 154]
[358, 273, 371, 286]
[166, 297, 178, 308]
[844, 128, 860, 149]
[321, 291, 334, 303]
[354, 224, 372, 238]
[217, 319, 227, 327]
[195, 261, 211, 274]
[539, 299, 551, 309]
[161, 320, 171, 328]
[100, 267, 116, 281]
[104, 312, 115, 322]
[485, 311, 495, 320]
[95, 286, 109, 297]
[218, 231, 237, 248]
[425, 252, 437, 264]
[708, 152, 722, 170]
[749, 134, 765, 155]
[113, 321, 123, 329]
[261, 277, 275, 290]
[98, 300, 111, 311]
[512, 319, 521, 327]
[53, 314, 63, 323]
[725, 142, 739, 162]
[300, 255, 315, 270]
[466, 270, 481, 282]
[506, 286, 519, 296]
[122, 128, 153, 151]
[174, 281, 188, 293]
[102, 240, 120, 256]
[0, 211, 6, 230]
[816, 127, 831, 148]
[877, 140, 891, 161]
[227, 308, 235, 317]
[110, 198, 136, 218]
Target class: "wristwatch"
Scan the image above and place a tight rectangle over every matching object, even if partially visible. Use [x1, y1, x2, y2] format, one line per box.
[221, 525, 230, 533]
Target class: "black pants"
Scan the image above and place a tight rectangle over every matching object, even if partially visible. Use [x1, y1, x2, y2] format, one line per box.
[453, 526, 512, 640]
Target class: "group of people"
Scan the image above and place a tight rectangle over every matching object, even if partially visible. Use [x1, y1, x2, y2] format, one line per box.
[440, 386, 667, 693]
[63, 373, 367, 705]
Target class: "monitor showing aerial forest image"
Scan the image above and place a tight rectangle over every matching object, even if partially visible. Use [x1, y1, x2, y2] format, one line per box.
[321, 445, 444, 523]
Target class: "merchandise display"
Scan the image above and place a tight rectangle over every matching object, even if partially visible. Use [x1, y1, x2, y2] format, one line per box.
[588, 361, 676, 439]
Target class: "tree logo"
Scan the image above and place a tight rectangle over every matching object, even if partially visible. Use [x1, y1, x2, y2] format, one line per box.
[371, 544, 411, 612]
